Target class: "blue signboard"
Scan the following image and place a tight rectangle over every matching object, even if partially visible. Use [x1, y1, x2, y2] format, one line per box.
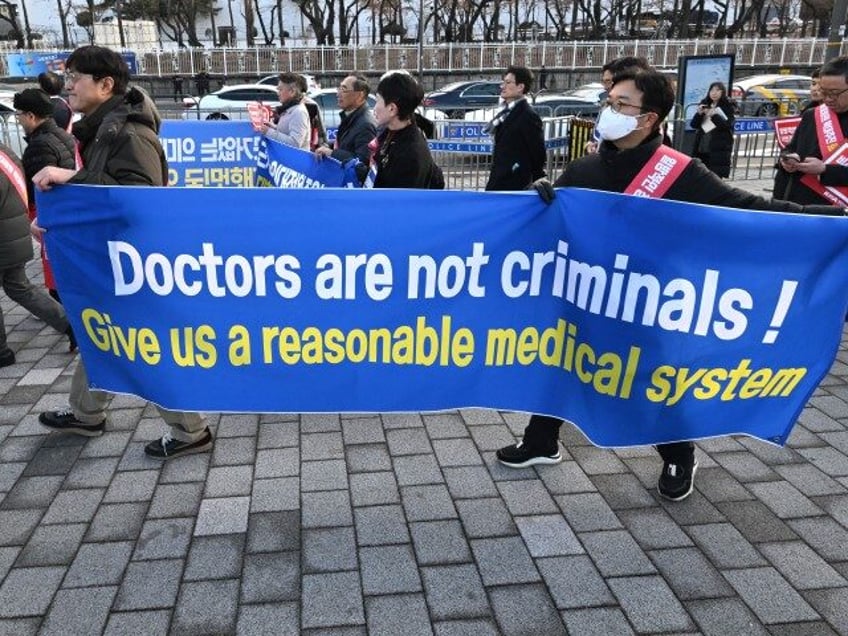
[734, 118, 774, 134]
[5, 51, 138, 77]
[445, 123, 488, 139]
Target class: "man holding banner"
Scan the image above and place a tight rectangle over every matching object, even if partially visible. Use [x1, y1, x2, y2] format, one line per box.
[499, 69, 845, 501]
[775, 57, 848, 204]
[31, 45, 212, 460]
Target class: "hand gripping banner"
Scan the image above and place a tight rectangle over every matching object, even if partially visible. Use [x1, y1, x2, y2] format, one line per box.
[37, 185, 848, 447]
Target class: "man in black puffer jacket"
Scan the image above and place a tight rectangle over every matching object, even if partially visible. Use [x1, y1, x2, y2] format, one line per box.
[0, 142, 71, 369]
[15, 88, 78, 303]
[496, 69, 846, 503]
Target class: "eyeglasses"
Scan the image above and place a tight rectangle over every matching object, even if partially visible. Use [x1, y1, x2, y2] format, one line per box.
[501, 79, 516, 85]
[65, 71, 95, 84]
[338, 86, 354, 93]
[605, 99, 648, 114]
[820, 87, 848, 100]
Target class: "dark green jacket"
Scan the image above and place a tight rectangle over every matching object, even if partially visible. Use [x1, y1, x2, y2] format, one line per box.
[0, 144, 33, 269]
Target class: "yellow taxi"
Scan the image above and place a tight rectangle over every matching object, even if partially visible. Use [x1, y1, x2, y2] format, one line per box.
[730, 74, 811, 117]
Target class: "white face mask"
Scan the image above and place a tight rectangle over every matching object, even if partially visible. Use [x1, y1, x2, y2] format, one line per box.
[595, 106, 643, 141]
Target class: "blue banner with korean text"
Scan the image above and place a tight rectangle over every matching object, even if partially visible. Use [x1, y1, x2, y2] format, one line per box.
[37, 186, 848, 447]
[160, 120, 262, 187]
[255, 137, 362, 188]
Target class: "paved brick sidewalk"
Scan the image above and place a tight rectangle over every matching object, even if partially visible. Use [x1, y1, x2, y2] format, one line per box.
[1, 179, 847, 635]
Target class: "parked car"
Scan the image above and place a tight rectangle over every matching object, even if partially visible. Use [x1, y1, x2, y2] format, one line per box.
[257, 73, 321, 96]
[731, 74, 810, 117]
[182, 84, 280, 120]
[462, 84, 603, 123]
[422, 80, 502, 119]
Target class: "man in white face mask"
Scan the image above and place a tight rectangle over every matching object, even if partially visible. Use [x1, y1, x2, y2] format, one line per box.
[497, 68, 846, 502]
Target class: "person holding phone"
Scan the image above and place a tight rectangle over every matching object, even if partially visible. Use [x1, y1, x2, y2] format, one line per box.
[689, 82, 735, 177]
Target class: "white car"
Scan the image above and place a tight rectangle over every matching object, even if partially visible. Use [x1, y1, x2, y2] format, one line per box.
[182, 84, 280, 120]
[257, 73, 321, 96]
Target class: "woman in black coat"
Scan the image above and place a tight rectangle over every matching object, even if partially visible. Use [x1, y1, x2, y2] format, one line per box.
[689, 82, 735, 178]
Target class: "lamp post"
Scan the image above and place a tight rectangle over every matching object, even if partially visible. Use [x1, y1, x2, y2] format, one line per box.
[417, 0, 424, 81]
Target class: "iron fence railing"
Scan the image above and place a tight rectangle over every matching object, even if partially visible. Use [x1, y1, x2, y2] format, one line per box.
[0, 38, 841, 78]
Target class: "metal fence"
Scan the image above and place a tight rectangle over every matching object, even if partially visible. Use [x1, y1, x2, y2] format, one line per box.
[0, 111, 781, 189]
[0, 38, 840, 78]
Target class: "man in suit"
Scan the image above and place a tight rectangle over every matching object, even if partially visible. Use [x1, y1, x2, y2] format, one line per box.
[484, 65, 546, 191]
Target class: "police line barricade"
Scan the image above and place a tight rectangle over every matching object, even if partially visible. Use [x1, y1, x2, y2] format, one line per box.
[727, 117, 783, 181]
[36, 184, 848, 447]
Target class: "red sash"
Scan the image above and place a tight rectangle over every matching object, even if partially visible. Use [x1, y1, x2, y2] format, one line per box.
[799, 104, 848, 203]
[624, 145, 691, 198]
[0, 149, 28, 208]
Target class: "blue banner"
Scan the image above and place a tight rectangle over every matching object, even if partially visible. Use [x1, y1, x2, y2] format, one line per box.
[255, 137, 361, 188]
[160, 121, 262, 187]
[37, 186, 848, 447]
[5, 51, 137, 77]
[734, 118, 774, 134]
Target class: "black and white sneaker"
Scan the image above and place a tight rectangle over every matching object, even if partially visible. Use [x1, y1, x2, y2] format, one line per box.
[144, 429, 213, 459]
[496, 441, 563, 468]
[39, 410, 105, 437]
[658, 460, 699, 501]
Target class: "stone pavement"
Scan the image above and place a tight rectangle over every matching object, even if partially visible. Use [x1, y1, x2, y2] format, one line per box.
[1, 178, 848, 635]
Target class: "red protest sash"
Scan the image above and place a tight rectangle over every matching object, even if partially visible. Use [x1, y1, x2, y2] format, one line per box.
[773, 116, 801, 150]
[799, 104, 848, 202]
[624, 145, 691, 198]
[0, 149, 28, 208]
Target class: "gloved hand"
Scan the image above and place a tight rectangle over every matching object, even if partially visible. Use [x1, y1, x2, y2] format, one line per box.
[529, 178, 555, 204]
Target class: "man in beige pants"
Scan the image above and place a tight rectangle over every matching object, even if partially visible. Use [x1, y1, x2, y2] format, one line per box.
[33, 45, 211, 459]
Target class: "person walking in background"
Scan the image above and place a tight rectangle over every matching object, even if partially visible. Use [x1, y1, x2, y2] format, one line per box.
[0, 141, 72, 369]
[774, 56, 848, 204]
[484, 65, 546, 191]
[689, 81, 735, 178]
[261, 72, 311, 150]
[370, 72, 442, 189]
[32, 45, 212, 459]
[37, 71, 72, 132]
[802, 68, 823, 112]
[314, 74, 376, 184]
[14, 88, 79, 306]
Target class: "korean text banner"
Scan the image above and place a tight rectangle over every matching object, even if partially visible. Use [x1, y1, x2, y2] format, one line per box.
[160, 120, 261, 188]
[255, 138, 361, 188]
[37, 186, 848, 447]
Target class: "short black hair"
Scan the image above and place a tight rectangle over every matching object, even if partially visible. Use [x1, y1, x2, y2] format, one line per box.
[37, 71, 64, 96]
[65, 45, 129, 95]
[820, 56, 848, 82]
[613, 69, 675, 123]
[13, 88, 54, 118]
[811, 67, 822, 79]
[376, 72, 423, 121]
[506, 65, 533, 93]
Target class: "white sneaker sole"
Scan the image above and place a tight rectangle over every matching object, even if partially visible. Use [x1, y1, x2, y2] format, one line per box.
[497, 453, 563, 469]
[658, 461, 699, 501]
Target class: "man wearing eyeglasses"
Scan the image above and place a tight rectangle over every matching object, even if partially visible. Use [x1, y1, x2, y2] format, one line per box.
[484, 65, 546, 192]
[775, 56, 848, 203]
[497, 69, 844, 501]
[31, 45, 212, 460]
[314, 74, 376, 183]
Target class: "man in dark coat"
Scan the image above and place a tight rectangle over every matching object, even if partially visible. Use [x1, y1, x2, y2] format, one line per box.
[774, 56, 848, 204]
[14, 87, 78, 303]
[496, 69, 844, 502]
[315, 74, 377, 183]
[0, 142, 71, 368]
[33, 45, 211, 460]
[484, 65, 546, 192]
[38, 71, 73, 132]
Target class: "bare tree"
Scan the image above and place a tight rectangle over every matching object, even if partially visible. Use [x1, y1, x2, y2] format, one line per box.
[0, 0, 25, 47]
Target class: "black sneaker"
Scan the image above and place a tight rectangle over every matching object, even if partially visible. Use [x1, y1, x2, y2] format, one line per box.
[39, 409, 105, 437]
[144, 429, 213, 459]
[496, 441, 563, 468]
[66, 326, 77, 353]
[658, 460, 699, 501]
[0, 348, 14, 369]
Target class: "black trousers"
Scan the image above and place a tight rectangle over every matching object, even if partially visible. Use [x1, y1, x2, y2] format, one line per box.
[522, 414, 695, 465]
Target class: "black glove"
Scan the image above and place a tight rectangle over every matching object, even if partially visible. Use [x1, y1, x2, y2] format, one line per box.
[529, 178, 555, 204]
